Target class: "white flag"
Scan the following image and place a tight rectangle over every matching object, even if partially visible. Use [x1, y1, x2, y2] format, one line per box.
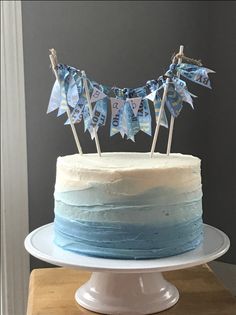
[90, 87, 107, 103]
[144, 90, 157, 102]
[127, 97, 142, 116]
[110, 98, 125, 116]
[47, 80, 61, 113]
[182, 90, 194, 109]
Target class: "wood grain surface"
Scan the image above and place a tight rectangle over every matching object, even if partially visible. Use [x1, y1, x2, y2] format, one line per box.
[26, 264, 236, 315]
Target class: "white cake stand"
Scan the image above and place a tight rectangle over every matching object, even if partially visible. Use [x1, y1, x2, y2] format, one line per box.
[24, 223, 230, 315]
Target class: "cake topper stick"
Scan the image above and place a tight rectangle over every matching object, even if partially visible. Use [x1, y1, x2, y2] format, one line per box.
[82, 70, 102, 157]
[150, 61, 173, 158]
[166, 45, 184, 156]
[49, 49, 83, 155]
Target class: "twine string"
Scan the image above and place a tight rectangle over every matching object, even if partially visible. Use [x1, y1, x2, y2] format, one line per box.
[171, 52, 202, 66]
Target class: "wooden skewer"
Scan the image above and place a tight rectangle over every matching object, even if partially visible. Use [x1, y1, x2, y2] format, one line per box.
[166, 45, 184, 156]
[49, 48, 83, 155]
[150, 77, 171, 158]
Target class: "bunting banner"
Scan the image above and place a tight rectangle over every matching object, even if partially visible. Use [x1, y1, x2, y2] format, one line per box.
[47, 60, 214, 141]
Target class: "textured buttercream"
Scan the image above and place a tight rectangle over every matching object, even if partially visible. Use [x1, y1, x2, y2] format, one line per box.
[53, 152, 203, 259]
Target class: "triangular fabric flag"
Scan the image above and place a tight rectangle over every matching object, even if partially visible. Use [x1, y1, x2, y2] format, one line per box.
[165, 84, 183, 118]
[172, 78, 194, 109]
[90, 87, 107, 103]
[110, 98, 125, 116]
[121, 102, 140, 141]
[154, 97, 169, 128]
[119, 107, 126, 138]
[64, 103, 85, 125]
[57, 97, 68, 116]
[177, 63, 215, 89]
[83, 103, 91, 132]
[127, 111, 140, 141]
[110, 98, 125, 136]
[67, 78, 78, 108]
[47, 80, 61, 113]
[67, 76, 83, 108]
[120, 102, 130, 138]
[57, 67, 71, 117]
[137, 99, 152, 136]
[127, 97, 142, 117]
[144, 90, 157, 102]
[90, 99, 108, 128]
[84, 98, 108, 139]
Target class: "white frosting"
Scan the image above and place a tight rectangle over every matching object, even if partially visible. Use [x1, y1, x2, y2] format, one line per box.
[55, 152, 201, 195]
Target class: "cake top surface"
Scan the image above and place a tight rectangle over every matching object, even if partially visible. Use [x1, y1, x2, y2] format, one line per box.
[57, 152, 200, 171]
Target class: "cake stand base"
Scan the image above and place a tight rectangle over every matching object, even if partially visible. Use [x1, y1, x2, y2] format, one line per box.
[76, 271, 179, 314]
[24, 223, 230, 315]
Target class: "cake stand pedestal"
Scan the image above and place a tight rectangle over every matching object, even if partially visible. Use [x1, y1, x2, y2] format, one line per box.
[25, 223, 230, 315]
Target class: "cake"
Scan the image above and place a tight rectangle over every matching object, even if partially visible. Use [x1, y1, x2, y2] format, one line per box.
[53, 152, 203, 259]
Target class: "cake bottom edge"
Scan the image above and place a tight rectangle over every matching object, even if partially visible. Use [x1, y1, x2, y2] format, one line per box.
[54, 235, 203, 260]
[53, 216, 203, 260]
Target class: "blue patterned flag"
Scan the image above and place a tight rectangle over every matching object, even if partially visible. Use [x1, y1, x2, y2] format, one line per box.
[57, 65, 81, 117]
[86, 100, 108, 140]
[165, 84, 183, 118]
[83, 85, 108, 139]
[47, 64, 84, 116]
[57, 76, 70, 116]
[67, 79, 78, 108]
[64, 96, 87, 125]
[127, 97, 142, 117]
[110, 98, 125, 136]
[172, 77, 194, 109]
[176, 63, 215, 89]
[145, 79, 169, 129]
[154, 96, 168, 128]
[90, 98, 108, 128]
[47, 65, 70, 115]
[137, 99, 152, 136]
[83, 103, 91, 132]
[67, 74, 83, 108]
[121, 101, 140, 141]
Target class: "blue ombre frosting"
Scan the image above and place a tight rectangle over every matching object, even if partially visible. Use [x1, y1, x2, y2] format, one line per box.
[53, 152, 203, 259]
[54, 215, 203, 259]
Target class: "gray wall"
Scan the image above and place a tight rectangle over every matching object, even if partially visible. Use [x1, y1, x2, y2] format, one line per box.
[22, 1, 236, 269]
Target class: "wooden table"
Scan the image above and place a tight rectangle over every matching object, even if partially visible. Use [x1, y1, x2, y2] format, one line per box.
[26, 264, 236, 315]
